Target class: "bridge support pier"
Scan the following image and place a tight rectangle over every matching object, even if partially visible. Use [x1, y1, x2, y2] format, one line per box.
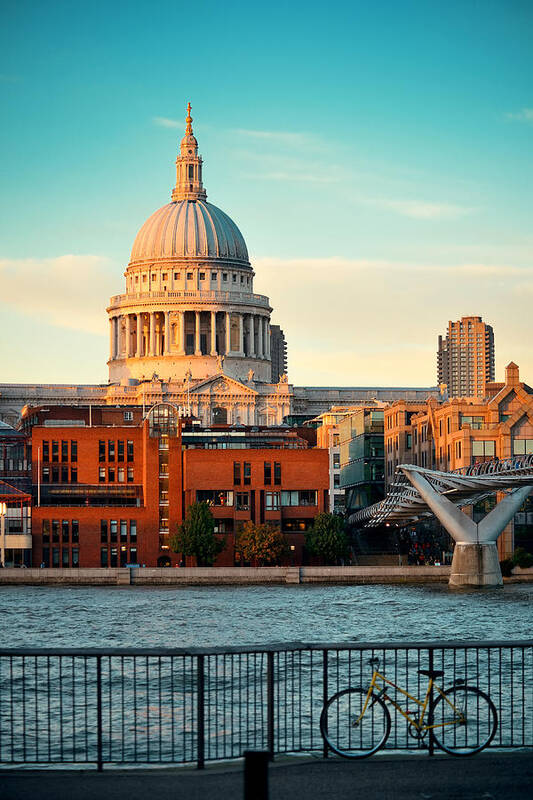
[449, 543, 502, 587]
[401, 468, 533, 588]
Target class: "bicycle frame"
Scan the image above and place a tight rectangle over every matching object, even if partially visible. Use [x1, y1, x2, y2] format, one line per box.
[359, 670, 465, 732]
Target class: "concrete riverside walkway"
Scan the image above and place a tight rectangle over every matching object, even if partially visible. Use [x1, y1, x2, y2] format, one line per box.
[1, 751, 532, 800]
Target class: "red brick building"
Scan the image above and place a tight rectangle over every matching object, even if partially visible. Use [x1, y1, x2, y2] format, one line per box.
[24, 403, 328, 567]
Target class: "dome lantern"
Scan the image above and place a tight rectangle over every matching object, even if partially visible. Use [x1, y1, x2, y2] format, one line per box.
[171, 103, 207, 202]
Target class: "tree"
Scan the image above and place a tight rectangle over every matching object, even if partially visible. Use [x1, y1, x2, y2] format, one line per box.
[305, 513, 348, 565]
[169, 502, 225, 567]
[235, 521, 288, 566]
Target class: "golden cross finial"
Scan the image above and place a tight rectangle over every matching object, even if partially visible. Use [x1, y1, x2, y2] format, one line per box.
[185, 102, 193, 134]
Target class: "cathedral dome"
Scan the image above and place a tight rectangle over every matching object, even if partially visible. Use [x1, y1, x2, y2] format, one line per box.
[130, 199, 249, 266]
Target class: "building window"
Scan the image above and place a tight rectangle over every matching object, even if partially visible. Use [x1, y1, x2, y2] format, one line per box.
[99, 441, 106, 462]
[243, 462, 251, 485]
[187, 272, 193, 280]
[456, 441, 462, 459]
[108, 468, 115, 482]
[42, 467, 50, 484]
[62, 520, 69, 543]
[61, 440, 69, 462]
[472, 440, 496, 457]
[52, 520, 59, 542]
[123, 411, 133, 422]
[61, 466, 69, 482]
[42, 441, 49, 462]
[52, 466, 59, 483]
[222, 273, 227, 281]
[233, 462, 241, 485]
[118, 467, 125, 483]
[264, 462, 271, 485]
[99, 467, 106, 483]
[52, 548, 60, 567]
[333, 453, 340, 468]
[265, 491, 280, 510]
[62, 549, 69, 568]
[72, 520, 79, 543]
[196, 490, 234, 506]
[127, 441, 134, 462]
[108, 441, 115, 462]
[127, 467, 134, 483]
[281, 490, 317, 507]
[70, 467, 78, 483]
[174, 272, 180, 280]
[42, 548, 50, 567]
[117, 441, 125, 461]
[100, 520, 108, 543]
[110, 520, 118, 543]
[211, 272, 217, 281]
[232, 274, 237, 282]
[274, 462, 281, 485]
[120, 520, 128, 542]
[130, 520, 137, 542]
[52, 441, 59, 462]
[513, 439, 533, 455]
[72, 548, 79, 567]
[236, 492, 249, 511]
[101, 548, 108, 567]
[42, 519, 50, 543]
[71, 441, 77, 462]
[333, 474, 341, 488]
[199, 272, 205, 281]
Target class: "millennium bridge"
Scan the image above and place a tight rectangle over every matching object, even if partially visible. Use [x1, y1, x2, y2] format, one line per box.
[350, 454, 533, 586]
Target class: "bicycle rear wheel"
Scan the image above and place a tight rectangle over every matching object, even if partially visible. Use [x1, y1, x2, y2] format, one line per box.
[430, 686, 497, 755]
[320, 688, 391, 758]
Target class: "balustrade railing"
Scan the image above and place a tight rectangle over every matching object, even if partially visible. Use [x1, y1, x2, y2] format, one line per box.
[0, 640, 531, 769]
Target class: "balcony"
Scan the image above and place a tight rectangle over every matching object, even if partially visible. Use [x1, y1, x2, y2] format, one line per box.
[108, 290, 271, 310]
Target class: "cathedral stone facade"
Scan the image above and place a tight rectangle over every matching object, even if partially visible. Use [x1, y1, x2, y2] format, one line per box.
[0, 106, 439, 427]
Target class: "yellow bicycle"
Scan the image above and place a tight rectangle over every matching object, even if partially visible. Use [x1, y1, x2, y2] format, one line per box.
[320, 658, 498, 758]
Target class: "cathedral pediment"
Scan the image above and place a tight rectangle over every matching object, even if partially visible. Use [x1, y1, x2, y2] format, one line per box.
[190, 372, 258, 396]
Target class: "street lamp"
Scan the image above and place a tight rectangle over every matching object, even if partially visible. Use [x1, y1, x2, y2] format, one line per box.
[0, 502, 7, 568]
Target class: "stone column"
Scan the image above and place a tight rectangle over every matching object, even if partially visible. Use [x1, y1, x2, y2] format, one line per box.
[109, 317, 115, 361]
[238, 313, 244, 355]
[164, 311, 170, 355]
[249, 314, 256, 357]
[195, 311, 201, 355]
[149, 312, 156, 356]
[210, 310, 217, 355]
[125, 314, 132, 357]
[136, 313, 142, 357]
[257, 316, 264, 358]
[266, 320, 271, 358]
[178, 311, 185, 355]
[225, 312, 231, 354]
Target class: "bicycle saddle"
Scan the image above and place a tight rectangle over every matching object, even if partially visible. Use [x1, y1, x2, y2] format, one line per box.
[418, 669, 444, 679]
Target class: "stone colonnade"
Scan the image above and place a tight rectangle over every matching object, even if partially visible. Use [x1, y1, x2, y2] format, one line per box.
[109, 310, 271, 361]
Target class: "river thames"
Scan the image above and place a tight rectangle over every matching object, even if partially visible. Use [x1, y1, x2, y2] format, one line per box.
[1, 583, 531, 648]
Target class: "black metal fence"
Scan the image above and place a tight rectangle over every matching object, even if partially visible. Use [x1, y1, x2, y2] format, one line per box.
[0, 641, 531, 769]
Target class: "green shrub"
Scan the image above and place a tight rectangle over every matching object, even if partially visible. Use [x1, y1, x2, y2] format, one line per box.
[512, 547, 533, 569]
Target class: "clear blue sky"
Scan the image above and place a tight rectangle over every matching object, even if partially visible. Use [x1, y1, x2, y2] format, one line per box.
[1, 0, 532, 386]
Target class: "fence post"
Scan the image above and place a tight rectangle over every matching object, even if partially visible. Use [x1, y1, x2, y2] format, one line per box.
[267, 651, 274, 760]
[428, 646, 435, 757]
[244, 750, 269, 800]
[197, 654, 205, 769]
[96, 655, 103, 771]
[322, 649, 328, 759]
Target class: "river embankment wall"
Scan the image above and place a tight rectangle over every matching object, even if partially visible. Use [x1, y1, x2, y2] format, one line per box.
[0, 565, 531, 586]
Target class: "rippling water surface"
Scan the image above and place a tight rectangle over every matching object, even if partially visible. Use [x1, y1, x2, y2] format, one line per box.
[1, 583, 531, 648]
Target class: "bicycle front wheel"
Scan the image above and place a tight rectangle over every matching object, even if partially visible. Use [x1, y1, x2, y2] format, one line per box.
[320, 688, 391, 758]
[430, 686, 497, 756]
